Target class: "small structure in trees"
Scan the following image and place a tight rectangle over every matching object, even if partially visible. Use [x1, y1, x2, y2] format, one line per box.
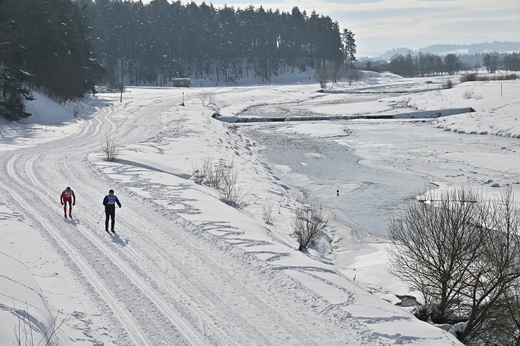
[172, 78, 190, 87]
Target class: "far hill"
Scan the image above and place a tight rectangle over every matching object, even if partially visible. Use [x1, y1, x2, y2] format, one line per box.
[372, 41, 520, 61]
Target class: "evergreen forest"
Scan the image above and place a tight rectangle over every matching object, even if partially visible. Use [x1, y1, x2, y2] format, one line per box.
[0, 0, 105, 120]
[83, 0, 345, 86]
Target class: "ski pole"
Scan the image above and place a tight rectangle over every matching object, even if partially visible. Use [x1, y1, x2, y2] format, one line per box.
[97, 211, 104, 224]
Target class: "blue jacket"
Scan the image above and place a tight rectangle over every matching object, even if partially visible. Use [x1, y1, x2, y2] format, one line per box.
[103, 195, 121, 211]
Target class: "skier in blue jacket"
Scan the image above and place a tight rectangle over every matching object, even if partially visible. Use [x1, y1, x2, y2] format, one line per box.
[103, 189, 121, 233]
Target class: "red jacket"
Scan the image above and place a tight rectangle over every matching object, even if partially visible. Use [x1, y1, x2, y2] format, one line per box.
[60, 189, 75, 204]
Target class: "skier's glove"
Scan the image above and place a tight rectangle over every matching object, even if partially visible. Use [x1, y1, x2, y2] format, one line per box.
[61, 202, 64, 205]
[73, 202, 75, 206]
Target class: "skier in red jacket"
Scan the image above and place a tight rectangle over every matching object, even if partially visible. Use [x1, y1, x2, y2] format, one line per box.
[60, 186, 76, 219]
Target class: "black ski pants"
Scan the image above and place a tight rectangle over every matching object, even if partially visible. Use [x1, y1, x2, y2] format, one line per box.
[105, 206, 116, 231]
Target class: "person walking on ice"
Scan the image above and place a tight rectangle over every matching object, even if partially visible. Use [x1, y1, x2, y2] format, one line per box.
[103, 189, 121, 234]
[60, 186, 75, 219]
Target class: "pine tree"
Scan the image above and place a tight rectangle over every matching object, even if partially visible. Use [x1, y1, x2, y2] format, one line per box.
[0, 0, 105, 120]
[342, 28, 357, 84]
[0, 0, 33, 120]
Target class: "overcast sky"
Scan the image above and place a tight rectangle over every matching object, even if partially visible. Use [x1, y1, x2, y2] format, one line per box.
[138, 0, 520, 57]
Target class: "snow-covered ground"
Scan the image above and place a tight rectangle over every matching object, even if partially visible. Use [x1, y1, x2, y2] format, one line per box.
[1, 71, 518, 345]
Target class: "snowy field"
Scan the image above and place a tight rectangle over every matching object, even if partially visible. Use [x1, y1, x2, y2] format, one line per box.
[1, 71, 518, 345]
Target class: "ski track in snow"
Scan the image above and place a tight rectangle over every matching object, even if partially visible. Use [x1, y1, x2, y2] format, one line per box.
[0, 92, 381, 345]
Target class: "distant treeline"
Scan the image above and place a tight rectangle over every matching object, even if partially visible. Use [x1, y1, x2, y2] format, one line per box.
[360, 52, 520, 77]
[82, 0, 345, 85]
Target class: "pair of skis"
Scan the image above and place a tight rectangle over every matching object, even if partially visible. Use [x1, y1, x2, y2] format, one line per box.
[64, 216, 78, 224]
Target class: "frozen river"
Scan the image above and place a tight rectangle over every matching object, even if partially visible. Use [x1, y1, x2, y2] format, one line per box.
[246, 128, 432, 237]
[236, 88, 440, 238]
[236, 84, 519, 240]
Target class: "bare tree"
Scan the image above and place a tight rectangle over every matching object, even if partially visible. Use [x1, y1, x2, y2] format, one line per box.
[192, 157, 224, 188]
[102, 136, 119, 162]
[456, 187, 520, 343]
[262, 199, 276, 224]
[314, 67, 328, 88]
[292, 205, 329, 251]
[315, 62, 344, 87]
[388, 186, 520, 344]
[192, 157, 245, 207]
[389, 187, 485, 323]
[491, 281, 520, 345]
[218, 164, 244, 207]
[199, 91, 216, 107]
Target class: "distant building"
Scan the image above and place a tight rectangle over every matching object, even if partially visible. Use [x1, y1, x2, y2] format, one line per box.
[172, 78, 190, 87]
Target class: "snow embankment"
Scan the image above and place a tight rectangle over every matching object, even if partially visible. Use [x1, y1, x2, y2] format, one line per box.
[409, 79, 520, 138]
[0, 204, 55, 345]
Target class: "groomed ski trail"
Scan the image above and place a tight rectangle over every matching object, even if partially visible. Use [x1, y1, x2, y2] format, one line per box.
[0, 89, 371, 345]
